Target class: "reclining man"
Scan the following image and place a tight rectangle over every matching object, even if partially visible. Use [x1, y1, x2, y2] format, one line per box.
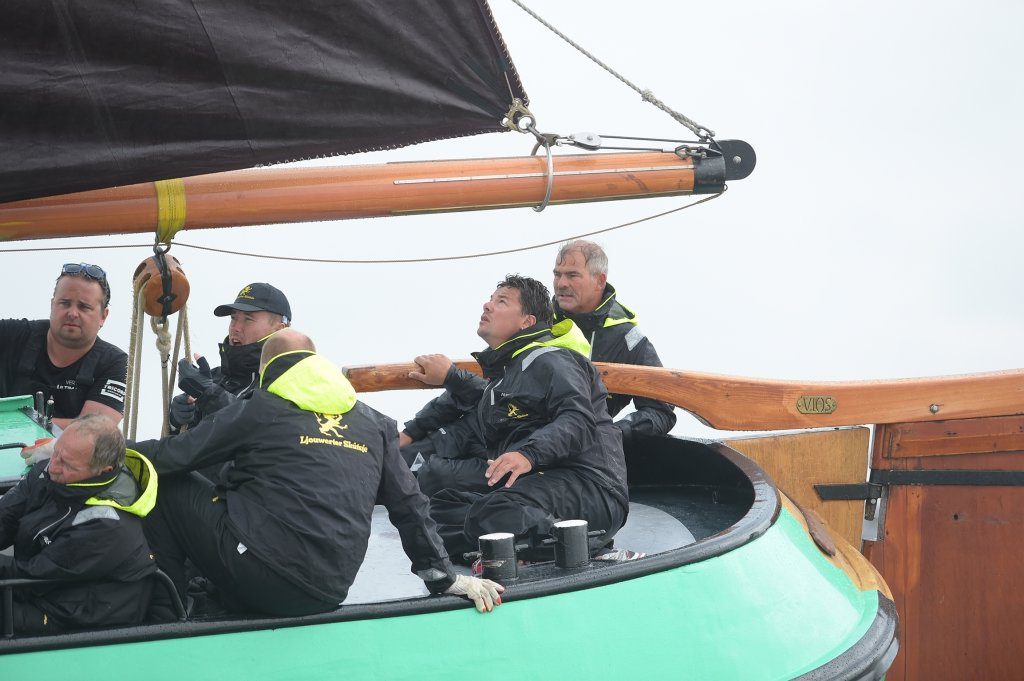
[0, 414, 157, 634]
[134, 329, 502, 616]
[170, 282, 291, 432]
[416, 275, 629, 559]
[400, 240, 674, 469]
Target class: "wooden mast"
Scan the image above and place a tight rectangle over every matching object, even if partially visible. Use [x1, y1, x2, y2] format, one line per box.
[0, 150, 737, 241]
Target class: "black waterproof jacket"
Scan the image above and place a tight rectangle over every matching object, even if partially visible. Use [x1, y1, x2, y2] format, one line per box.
[403, 284, 675, 443]
[180, 337, 265, 429]
[442, 322, 628, 507]
[0, 453, 157, 630]
[553, 283, 677, 440]
[134, 350, 456, 604]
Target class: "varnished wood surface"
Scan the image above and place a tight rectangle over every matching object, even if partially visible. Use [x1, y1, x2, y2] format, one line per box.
[875, 414, 1024, 459]
[0, 151, 696, 240]
[868, 415, 1024, 681]
[869, 484, 1024, 681]
[725, 428, 869, 550]
[344, 361, 1024, 430]
[779, 493, 889, 597]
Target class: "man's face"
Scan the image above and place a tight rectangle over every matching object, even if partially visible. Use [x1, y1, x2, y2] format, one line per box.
[48, 426, 107, 484]
[228, 310, 285, 346]
[553, 249, 606, 314]
[49, 276, 109, 350]
[477, 287, 534, 348]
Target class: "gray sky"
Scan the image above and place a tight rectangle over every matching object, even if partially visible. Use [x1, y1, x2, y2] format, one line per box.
[4, 0, 1021, 438]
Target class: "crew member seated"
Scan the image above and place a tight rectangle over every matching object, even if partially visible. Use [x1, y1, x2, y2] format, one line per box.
[0, 414, 157, 635]
[414, 275, 629, 558]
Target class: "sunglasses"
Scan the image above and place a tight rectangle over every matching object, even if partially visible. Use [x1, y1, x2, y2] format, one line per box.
[60, 262, 111, 305]
[62, 262, 107, 279]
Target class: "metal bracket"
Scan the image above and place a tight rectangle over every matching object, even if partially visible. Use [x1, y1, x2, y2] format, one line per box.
[503, 98, 535, 133]
[151, 246, 177, 320]
[814, 482, 884, 502]
[674, 144, 712, 160]
[816, 481, 886, 524]
[564, 132, 603, 150]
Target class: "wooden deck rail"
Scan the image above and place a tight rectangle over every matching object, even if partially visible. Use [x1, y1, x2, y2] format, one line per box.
[343, 362, 1024, 431]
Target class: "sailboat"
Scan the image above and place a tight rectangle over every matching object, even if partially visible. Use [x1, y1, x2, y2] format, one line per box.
[3, 0, 1016, 679]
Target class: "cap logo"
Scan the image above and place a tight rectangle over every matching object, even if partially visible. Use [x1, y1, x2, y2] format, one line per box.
[237, 285, 255, 301]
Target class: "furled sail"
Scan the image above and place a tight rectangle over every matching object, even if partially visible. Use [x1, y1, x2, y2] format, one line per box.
[0, 0, 526, 204]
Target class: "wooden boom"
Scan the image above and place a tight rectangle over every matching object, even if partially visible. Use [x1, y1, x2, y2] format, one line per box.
[0, 150, 724, 241]
[343, 361, 1024, 431]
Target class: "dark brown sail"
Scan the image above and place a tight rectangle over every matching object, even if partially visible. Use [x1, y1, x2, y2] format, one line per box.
[0, 0, 526, 204]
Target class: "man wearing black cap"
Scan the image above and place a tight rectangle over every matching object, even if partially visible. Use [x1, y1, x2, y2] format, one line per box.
[169, 282, 291, 432]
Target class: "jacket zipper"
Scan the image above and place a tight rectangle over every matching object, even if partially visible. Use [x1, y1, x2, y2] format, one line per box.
[33, 505, 71, 545]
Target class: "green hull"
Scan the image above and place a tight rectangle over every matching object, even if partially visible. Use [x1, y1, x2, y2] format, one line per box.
[0, 511, 894, 680]
[1, 438, 896, 679]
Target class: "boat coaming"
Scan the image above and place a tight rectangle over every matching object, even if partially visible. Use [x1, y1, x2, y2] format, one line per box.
[0, 439, 896, 680]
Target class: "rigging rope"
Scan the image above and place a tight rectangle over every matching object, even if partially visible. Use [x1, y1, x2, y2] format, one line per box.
[151, 315, 173, 437]
[0, 191, 723, 264]
[169, 192, 722, 262]
[508, 0, 714, 140]
[123, 288, 147, 440]
[123, 274, 192, 439]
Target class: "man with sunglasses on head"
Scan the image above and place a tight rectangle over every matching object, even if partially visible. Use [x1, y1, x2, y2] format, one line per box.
[0, 263, 128, 428]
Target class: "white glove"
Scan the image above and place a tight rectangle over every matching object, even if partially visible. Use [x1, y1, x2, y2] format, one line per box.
[445, 574, 504, 613]
[21, 438, 55, 466]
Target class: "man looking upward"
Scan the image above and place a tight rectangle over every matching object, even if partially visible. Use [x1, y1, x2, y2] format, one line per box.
[416, 275, 629, 558]
[399, 240, 675, 471]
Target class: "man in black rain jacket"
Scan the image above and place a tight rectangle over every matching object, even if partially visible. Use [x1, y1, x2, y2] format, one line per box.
[136, 330, 502, 616]
[0, 414, 157, 635]
[550, 239, 676, 442]
[400, 240, 674, 469]
[417, 275, 629, 558]
[169, 282, 291, 432]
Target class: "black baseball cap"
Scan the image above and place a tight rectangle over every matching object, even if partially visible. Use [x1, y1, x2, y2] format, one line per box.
[214, 283, 292, 321]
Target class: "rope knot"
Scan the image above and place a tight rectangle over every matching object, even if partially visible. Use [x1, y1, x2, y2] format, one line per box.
[151, 316, 173, 357]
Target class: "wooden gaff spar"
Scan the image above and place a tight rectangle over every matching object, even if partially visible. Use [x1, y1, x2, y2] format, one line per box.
[0, 145, 754, 241]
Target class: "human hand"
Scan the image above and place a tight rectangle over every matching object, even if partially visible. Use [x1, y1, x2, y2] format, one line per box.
[21, 438, 55, 465]
[444, 574, 504, 612]
[485, 451, 532, 488]
[169, 393, 197, 429]
[399, 431, 413, 448]
[178, 354, 213, 398]
[408, 354, 453, 386]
